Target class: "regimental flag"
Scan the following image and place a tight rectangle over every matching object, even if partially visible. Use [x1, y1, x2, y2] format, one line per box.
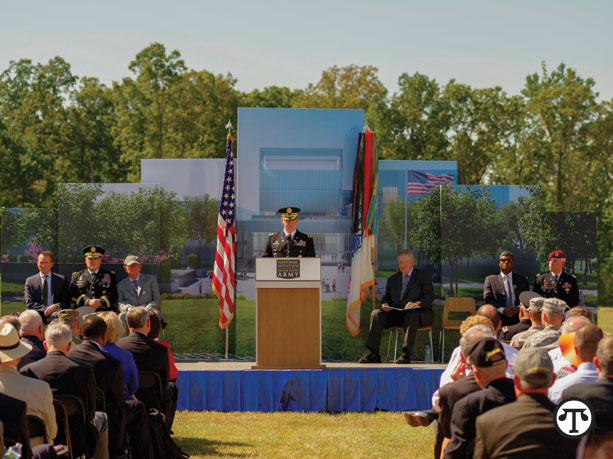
[213, 134, 236, 329]
[407, 170, 454, 195]
[346, 130, 378, 337]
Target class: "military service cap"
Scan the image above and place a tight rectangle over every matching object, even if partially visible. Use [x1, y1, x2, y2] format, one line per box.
[467, 337, 506, 367]
[513, 347, 554, 386]
[278, 207, 300, 221]
[543, 298, 567, 315]
[57, 309, 80, 321]
[83, 246, 105, 258]
[548, 249, 567, 261]
[528, 297, 545, 312]
[519, 291, 541, 308]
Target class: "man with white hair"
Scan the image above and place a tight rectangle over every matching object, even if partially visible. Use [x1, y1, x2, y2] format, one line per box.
[20, 322, 109, 458]
[18, 309, 46, 368]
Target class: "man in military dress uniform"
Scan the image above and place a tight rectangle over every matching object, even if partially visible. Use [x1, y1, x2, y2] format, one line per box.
[534, 249, 579, 307]
[261, 207, 316, 258]
[69, 246, 118, 313]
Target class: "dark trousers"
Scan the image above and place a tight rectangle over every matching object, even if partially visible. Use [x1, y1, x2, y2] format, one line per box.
[365, 308, 433, 355]
[164, 382, 178, 431]
[125, 400, 154, 459]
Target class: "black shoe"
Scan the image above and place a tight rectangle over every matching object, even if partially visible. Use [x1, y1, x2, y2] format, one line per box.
[403, 409, 438, 427]
[395, 353, 411, 364]
[359, 352, 382, 364]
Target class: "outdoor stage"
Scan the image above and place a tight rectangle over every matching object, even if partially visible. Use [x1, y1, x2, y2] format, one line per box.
[175, 361, 445, 413]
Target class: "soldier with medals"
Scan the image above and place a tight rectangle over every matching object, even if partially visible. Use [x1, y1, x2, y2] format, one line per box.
[533, 249, 580, 307]
[69, 246, 118, 313]
[261, 207, 316, 258]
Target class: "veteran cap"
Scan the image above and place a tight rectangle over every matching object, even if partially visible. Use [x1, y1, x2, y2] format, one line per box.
[528, 296, 545, 312]
[543, 298, 567, 315]
[519, 291, 541, 309]
[514, 347, 554, 386]
[278, 207, 300, 221]
[548, 249, 567, 261]
[83, 246, 105, 258]
[124, 255, 140, 266]
[467, 337, 506, 367]
[57, 309, 80, 322]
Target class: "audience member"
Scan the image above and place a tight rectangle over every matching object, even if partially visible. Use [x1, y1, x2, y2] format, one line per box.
[0, 323, 57, 445]
[57, 309, 82, 345]
[99, 311, 139, 400]
[117, 255, 167, 328]
[562, 335, 613, 435]
[68, 314, 152, 458]
[548, 324, 602, 403]
[566, 305, 594, 322]
[0, 392, 33, 459]
[20, 322, 108, 458]
[118, 307, 170, 415]
[17, 310, 46, 368]
[24, 251, 69, 324]
[0, 315, 21, 333]
[550, 315, 592, 376]
[359, 249, 434, 364]
[533, 249, 579, 307]
[68, 245, 118, 313]
[474, 347, 579, 458]
[522, 298, 566, 350]
[444, 338, 515, 458]
[500, 291, 541, 342]
[509, 296, 545, 349]
[483, 250, 529, 326]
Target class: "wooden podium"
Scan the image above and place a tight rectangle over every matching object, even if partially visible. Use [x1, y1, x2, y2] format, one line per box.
[253, 257, 324, 369]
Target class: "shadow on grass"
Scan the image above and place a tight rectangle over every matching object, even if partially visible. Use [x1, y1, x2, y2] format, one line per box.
[174, 437, 253, 457]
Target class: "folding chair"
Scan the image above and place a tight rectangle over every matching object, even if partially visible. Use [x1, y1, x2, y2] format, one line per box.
[386, 325, 434, 362]
[439, 297, 476, 362]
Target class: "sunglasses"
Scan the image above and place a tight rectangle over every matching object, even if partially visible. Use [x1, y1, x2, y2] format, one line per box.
[499, 258, 513, 263]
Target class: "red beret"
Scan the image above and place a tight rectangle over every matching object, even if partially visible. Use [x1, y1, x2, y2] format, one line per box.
[548, 250, 566, 261]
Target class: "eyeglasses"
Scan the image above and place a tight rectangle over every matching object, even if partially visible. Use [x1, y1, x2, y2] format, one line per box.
[499, 258, 513, 263]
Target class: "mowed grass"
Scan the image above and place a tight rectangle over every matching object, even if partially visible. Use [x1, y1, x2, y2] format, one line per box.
[173, 410, 433, 458]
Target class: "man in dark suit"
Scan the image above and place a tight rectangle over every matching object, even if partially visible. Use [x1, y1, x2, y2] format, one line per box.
[20, 322, 107, 458]
[562, 335, 613, 435]
[0, 393, 33, 459]
[68, 314, 152, 458]
[17, 310, 46, 369]
[474, 347, 579, 458]
[68, 246, 118, 313]
[24, 251, 69, 324]
[261, 207, 316, 258]
[534, 249, 580, 307]
[483, 251, 530, 327]
[360, 249, 434, 364]
[118, 307, 169, 414]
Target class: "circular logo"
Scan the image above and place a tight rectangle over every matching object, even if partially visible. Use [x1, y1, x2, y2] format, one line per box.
[554, 398, 594, 439]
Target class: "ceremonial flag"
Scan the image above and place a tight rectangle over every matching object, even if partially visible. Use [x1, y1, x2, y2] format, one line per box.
[346, 130, 378, 337]
[407, 170, 454, 195]
[213, 133, 236, 329]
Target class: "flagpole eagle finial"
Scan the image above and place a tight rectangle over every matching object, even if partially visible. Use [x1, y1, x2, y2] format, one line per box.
[226, 120, 233, 133]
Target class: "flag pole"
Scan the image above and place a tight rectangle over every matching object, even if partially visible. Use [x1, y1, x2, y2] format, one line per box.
[226, 119, 233, 360]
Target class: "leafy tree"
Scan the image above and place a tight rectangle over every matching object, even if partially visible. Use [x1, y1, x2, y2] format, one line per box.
[242, 86, 303, 108]
[183, 194, 219, 253]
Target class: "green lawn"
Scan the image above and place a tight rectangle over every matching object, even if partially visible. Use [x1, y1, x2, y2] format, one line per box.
[173, 410, 433, 458]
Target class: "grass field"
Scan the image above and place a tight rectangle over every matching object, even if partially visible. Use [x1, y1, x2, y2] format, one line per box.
[173, 411, 433, 458]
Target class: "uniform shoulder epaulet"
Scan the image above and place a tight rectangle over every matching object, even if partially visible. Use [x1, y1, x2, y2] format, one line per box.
[307, 234, 312, 238]
[111, 270, 116, 274]
[502, 326, 509, 333]
[571, 274, 576, 278]
[269, 232, 274, 236]
[72, 271, 77, 275]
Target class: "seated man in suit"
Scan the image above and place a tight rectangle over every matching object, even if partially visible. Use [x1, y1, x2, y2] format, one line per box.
[359, 249, 434, 364]
[118, 307, 170, 414]
[20, 322, 108, 459]
[25, 251, 69, 324]
[117, 255, 166, 327]
[68, 314, 152, 458]
[483, 251, 529, 326]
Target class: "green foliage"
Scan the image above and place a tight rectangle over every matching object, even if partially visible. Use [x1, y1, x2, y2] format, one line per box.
[183, 194, 218, 251]
[187, 253, 201, 269]
[159, 259, 172, 283]
[8, 254, 17, 262]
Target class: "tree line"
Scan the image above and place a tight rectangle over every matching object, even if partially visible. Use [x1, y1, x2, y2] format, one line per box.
[0, 42, 611, 303]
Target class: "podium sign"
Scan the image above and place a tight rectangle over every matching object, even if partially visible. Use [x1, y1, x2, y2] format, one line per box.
[254, 257, 324, 369]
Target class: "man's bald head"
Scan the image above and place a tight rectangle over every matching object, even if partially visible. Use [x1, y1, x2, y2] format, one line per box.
[477, 305, 501, 331]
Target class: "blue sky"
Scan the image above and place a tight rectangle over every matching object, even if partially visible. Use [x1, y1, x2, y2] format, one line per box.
[2, 0, 612, 99]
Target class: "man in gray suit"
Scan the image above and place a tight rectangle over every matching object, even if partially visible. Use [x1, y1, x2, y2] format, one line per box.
[117, 255, 166, 327]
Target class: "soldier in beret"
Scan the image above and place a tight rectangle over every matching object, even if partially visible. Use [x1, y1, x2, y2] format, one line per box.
[261, 207, 316, 258]
[533, 249, 579, 307]
[68, 246, 118, 314]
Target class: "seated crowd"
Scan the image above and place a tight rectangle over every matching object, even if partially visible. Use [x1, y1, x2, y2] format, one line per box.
[404, 298, 612, 459]
[0, 248, 179, 459]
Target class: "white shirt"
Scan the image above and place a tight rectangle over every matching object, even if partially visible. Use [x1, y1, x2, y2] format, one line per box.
[549, 362, 598, 404]
[498, 272, 514, 313]
[549, 347, 571, 373]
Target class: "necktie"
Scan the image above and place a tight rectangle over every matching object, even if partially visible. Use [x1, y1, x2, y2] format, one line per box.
[401, 274, 409, 298]
[42, 275, 48, 305]
[133, 279, 139, 296]
[504, 275, 513, 307]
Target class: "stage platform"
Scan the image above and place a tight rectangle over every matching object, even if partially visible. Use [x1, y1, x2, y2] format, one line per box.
[175, 361, 445, 413]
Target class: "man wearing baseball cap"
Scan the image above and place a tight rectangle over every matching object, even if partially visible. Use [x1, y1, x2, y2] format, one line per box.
[261, 207, 316, 258]
[534, 249, 579, 307]
[500, 291, 542, 342]
[509, 296, 545, 349]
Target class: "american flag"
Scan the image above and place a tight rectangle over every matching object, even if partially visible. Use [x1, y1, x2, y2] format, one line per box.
[407, 170, 454, 195]
[213, 134, 236, 329]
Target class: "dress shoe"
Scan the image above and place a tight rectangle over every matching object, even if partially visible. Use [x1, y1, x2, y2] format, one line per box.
[395, 353, 411, 364]
[358, 352, 382, 364]
[403, 409, 438, 427]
